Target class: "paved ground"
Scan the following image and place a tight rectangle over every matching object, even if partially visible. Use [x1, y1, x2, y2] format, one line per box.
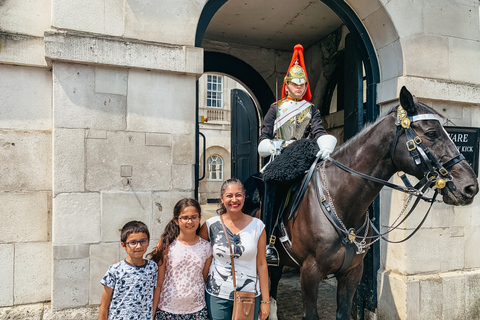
[201, 203, 219, 223]
[275, 268, 338, 319]
[201, 204, 338, 319]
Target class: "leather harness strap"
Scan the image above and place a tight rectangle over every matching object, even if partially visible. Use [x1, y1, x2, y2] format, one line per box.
[288, 154, 322, 220]
[275, 154, 323, 268]
[313, 167, 366, 277]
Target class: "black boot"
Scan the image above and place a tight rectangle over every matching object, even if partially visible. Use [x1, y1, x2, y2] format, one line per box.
[266, 242, 279, 266]
[262, 183, 280, 266]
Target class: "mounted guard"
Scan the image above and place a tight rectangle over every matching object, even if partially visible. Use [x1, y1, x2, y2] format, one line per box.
[257, 44, 337, 266]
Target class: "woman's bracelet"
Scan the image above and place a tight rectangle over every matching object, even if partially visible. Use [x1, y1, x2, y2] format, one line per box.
[260, 300, 270, 304]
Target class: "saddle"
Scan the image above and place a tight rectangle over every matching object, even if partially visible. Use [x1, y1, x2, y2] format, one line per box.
[262, 138, 319, 220]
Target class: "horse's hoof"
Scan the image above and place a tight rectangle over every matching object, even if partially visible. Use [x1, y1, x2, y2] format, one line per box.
[268, 297, 278, 320]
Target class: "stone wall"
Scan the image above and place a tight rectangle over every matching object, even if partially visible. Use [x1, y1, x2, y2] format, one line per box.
[1, 0, 205, 316]
[1, 0, 480, 318]
[46, 32, 202, 309]
[353, 0, 480, 318]
[377, 97, 480, 319]
[0, 0, 53, 310]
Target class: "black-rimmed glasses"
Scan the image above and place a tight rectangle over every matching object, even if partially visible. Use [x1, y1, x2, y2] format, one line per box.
[125, 239, 150, 248]
[177, 215, 200, 222]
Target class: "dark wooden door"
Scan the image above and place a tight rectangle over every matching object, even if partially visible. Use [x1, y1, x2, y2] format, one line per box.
[343, 33, 379, 319]
[231, 89, 258, 184]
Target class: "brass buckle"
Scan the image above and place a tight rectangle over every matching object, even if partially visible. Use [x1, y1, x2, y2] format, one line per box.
[439, 167, 448, 176]
[414, 136, 422, 144]
[320, 195, 326, 202]
[406, 140, 416, 151]
[269, 235, 276, 245]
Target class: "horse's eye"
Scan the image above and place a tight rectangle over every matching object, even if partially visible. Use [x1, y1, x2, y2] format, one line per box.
[424, 131, 438, 140]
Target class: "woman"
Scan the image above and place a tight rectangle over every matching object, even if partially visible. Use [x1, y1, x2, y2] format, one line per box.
[199, 178, 270, 320]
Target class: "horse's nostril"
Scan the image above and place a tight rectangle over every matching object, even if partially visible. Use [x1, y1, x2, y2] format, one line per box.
[465, 184, 479, 197]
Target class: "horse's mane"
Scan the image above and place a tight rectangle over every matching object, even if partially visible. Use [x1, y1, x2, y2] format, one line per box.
[332, 100, 444, 156]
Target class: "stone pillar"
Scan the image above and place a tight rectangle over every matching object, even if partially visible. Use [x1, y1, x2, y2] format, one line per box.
[0, 0, 53, 309]
[376, 95, 480, 319]
[45, 29, 203, 309]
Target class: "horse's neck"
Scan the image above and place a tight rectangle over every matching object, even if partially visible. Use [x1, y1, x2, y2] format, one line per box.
[327, 114, 397, 222]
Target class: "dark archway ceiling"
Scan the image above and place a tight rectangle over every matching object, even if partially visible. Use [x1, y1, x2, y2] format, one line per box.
[203, 0, 344, 51]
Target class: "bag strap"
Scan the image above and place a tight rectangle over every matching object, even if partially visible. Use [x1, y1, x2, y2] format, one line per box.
[220, 215, 237, 289]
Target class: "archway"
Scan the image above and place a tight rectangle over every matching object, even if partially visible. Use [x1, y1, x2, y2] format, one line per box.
[195, 1, 382, 317]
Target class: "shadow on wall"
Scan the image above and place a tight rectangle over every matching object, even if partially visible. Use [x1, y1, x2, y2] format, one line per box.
[377, 270, 401, 319]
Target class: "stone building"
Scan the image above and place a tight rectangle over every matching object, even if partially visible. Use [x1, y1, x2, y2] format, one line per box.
[197, 73, 252, 204]
[0, 0, 479, 319]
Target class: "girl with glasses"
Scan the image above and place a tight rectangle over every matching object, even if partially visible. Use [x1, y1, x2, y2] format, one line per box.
[199, 178, 270, 320]
[149, 198, 213, 320]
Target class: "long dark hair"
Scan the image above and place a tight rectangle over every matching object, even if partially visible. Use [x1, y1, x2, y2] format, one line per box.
[216, 178, 246, 215]
[148, 198, 201, 265]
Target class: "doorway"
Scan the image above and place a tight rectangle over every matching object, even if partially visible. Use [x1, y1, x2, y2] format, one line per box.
[197, 73, 260, 204]
[195, 0, 380, 317]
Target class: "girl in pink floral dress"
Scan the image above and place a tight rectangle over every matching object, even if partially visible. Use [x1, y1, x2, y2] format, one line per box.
[149, 198, 212, 320]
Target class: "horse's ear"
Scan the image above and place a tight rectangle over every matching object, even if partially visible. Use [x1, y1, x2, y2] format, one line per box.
[399, 86, 418, 116]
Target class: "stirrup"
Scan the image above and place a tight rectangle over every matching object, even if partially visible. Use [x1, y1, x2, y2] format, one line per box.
[266, 244, 280, 267]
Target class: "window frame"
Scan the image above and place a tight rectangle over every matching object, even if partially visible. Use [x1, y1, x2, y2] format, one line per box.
[206, 75, 223, 108]
[206, 155, 224, 181]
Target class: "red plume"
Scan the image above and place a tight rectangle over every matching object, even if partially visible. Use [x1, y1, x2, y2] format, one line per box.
[281, 44, 312, 101]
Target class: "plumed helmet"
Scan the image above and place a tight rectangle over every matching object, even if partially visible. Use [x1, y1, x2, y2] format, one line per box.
[282, 44, 312, 101]
[284, 62, 307, 85]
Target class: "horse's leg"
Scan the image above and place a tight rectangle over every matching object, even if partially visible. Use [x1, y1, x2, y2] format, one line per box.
[335, 263, 364, 320]
[300, 256, 322, 320]
[268, 265, 283, 320]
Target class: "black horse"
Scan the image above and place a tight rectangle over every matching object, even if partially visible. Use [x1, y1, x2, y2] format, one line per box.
[247, 87, 478, 320]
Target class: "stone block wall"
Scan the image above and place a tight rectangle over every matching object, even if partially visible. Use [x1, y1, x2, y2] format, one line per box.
[48, 40, 201, 309]
[0, 0, 53, 309]
[1, 0, 204, 315]
[1, 0, 480, 318]
[377, 96, 480, 319]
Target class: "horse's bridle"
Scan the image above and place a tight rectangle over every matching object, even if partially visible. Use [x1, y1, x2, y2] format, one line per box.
[279, 106, 468, 273]
[389, 105, 465, 192]
[315, 105, 467, 259]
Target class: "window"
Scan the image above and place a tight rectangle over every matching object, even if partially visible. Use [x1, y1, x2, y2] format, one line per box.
[207, 75, 223, 108]
[207, 155, 223, 180]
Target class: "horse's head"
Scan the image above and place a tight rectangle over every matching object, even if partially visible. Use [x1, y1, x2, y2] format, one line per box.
[391, 87, 478, 205]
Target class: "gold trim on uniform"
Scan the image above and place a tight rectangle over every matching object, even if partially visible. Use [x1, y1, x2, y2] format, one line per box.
[296, 108, 311, 124]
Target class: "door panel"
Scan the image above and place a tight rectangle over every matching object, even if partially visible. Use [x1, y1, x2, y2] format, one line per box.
[231, 89, 258, 184]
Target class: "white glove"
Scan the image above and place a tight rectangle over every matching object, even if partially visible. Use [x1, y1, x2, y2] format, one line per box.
[258, 139, 276, 158]
[316, 135, 337, 159]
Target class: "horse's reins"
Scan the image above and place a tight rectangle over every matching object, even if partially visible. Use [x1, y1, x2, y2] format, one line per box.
[314, 105, 466, 267]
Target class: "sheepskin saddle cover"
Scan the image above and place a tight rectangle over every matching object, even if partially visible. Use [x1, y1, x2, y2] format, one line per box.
[263, 139, 319, 184]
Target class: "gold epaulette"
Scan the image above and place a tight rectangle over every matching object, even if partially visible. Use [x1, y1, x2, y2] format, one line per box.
[276, 98, 288, 108]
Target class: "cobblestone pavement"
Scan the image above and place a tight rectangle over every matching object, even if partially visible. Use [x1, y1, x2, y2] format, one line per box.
[275, 268, 337, 319]
[201, 205, 338, 319]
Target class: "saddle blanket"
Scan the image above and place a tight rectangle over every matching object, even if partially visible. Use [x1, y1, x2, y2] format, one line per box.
[263, 139, 319, 184]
